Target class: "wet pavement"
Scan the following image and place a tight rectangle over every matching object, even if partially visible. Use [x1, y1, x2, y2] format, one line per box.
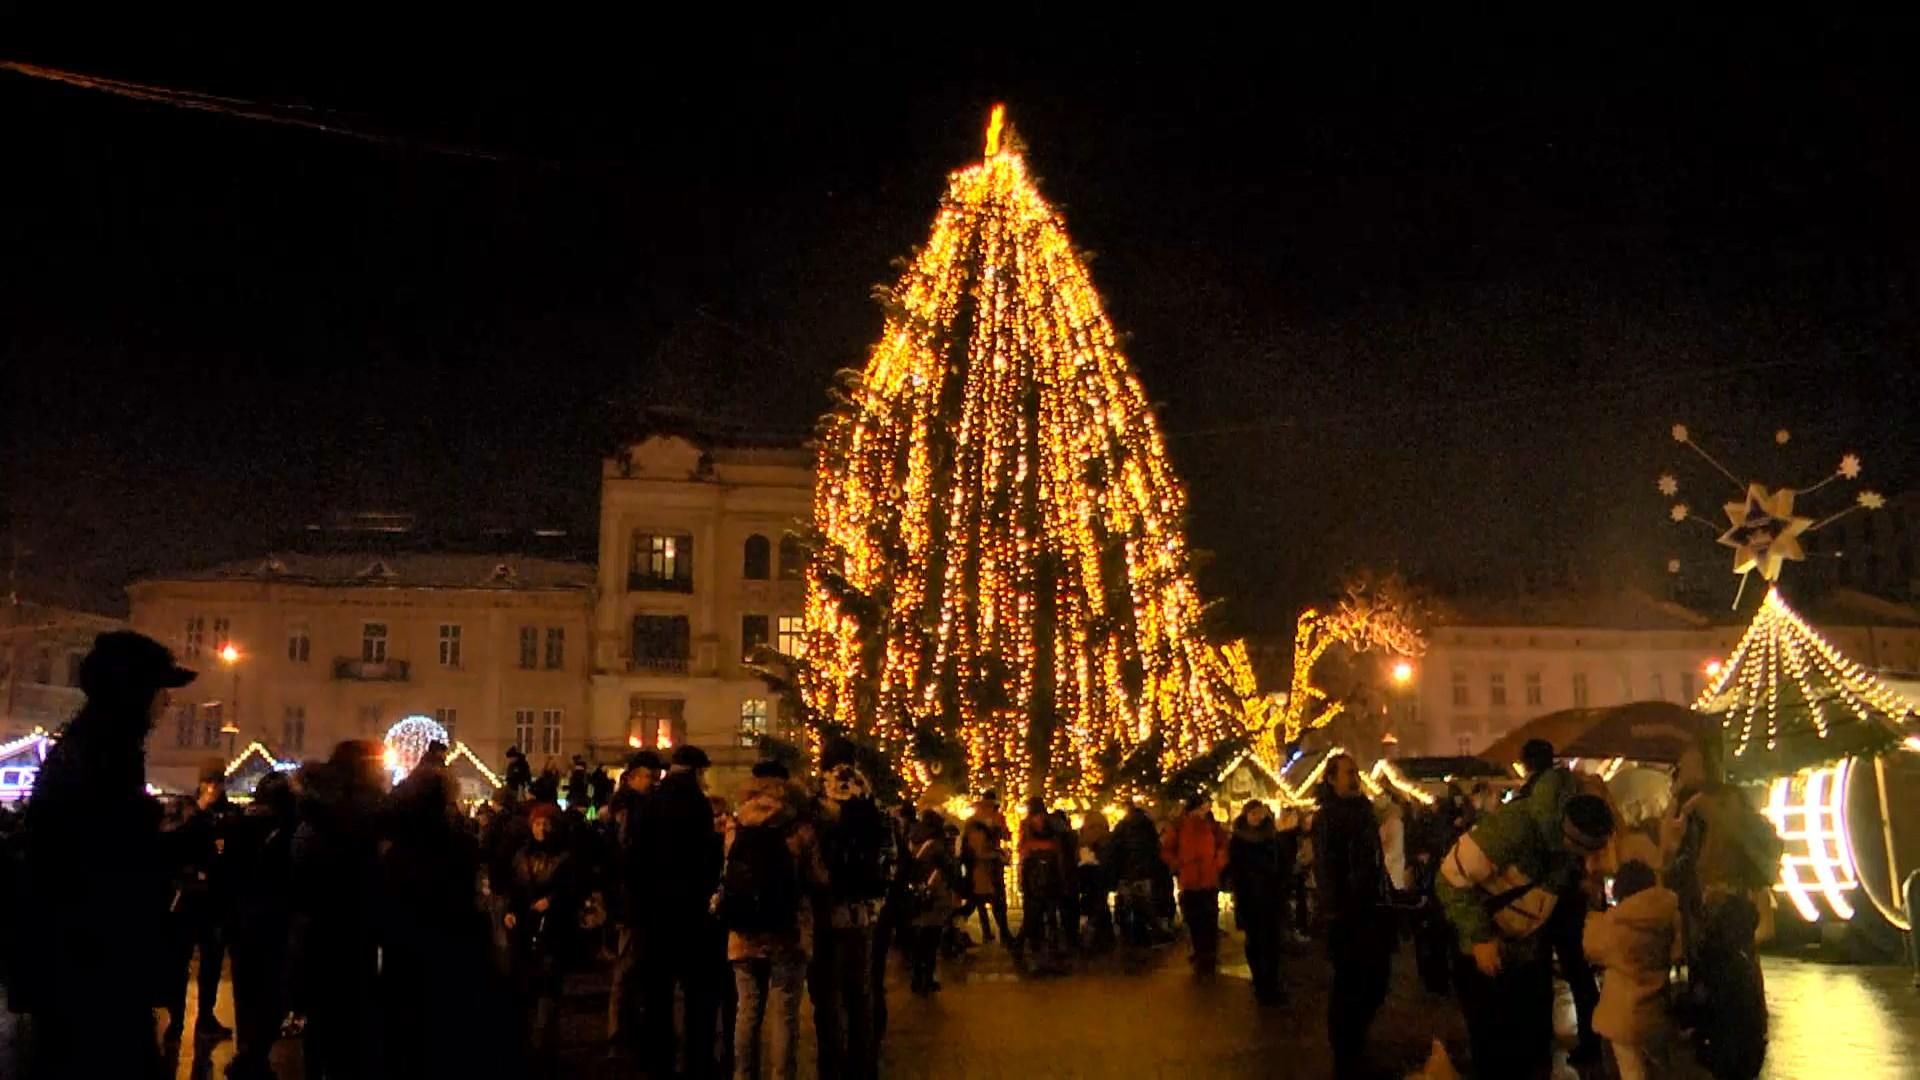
[3, 935, 1915, 1077]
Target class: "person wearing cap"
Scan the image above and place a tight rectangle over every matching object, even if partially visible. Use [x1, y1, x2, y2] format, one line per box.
[23, 630, 195, 1074]
[606, 747, 664, 1053]
[1437, 764, 1616, 1078]
[635, 743, 724, 1078]
[506, 800, 579, 1068]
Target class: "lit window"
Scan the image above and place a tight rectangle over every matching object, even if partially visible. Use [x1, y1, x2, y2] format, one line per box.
[1451, 671, 1470, 707]
[1489, 672, 1507, 708]
[514, 709, 535, 752]
[777, 615, 807, 658]
[629, 697, 683, 748]
[287, 623, 311, 663]
[362, 623, 388, 663]
[544, 627, 565, 669]
[739, 699, 770, 747]
[1524, 672, 1543, 707]
[629, 531, 695, 591]
[519, 626, 538, 669]
[438, 624, 462, 668]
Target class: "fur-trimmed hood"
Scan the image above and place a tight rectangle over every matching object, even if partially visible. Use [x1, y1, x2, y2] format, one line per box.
[819, 762, 872, 809]
[734, 776, 805, 829]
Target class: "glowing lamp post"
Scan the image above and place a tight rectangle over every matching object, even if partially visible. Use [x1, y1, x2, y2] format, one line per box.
[1390, 660, 1415, 687]
[219, 645, 243, 756]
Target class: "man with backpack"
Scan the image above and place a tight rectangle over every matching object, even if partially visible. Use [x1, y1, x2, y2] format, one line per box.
[720, 761, 825, 1080]
[808, 742, 897, 1080]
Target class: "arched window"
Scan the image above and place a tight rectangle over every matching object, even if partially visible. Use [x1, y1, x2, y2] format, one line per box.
[777, 534, 805, 580]
[743, 534, 771, 580]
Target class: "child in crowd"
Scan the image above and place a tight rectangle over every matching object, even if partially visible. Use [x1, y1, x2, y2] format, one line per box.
[1582, 859, 1679, 1080]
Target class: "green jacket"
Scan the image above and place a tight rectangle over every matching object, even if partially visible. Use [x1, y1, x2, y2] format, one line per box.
[1436, 769, 1581, 954]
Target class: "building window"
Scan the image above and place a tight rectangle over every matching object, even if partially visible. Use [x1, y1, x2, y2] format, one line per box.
[362, 623, 388, 663]
[1451, 670, 1470, 708]
[1572, 672, 1590, 707]
[514, 709, 535, 752]
[1681, 671, 1697, 703]
[185, 616, 206, 659]
[629, 531, 694, 592]
[777, 534, 804, 580]
[743, 534, 771, 580]
[1456, 734, 1473, 755]
[282, 705, 306, 754]
[741, 614, 770, 660]
[776, 615, 807, 658]
[287, 623, 311, 663]
[31, 648, 52, 685]
[519, 626, 538, 669]
[1649, 672, 1666, 702]
[1489, 672, 1507, 708]
[213, 617, 231, 653]
[359, 705, 382, 735]
[544, 628, 565, 670]
[438, 624, 462, 668]
[64, 652, 84, 688]
[739, 699, 770, 747]
[630, 615, 692, 672]
[203, 703, 224, 748]
[176, 704, 196, 747]
[540, 709, 564, 756]
[1524, 671, 1543, 707]
[630, 697, 683, 748]
[434, 707, 458, 744]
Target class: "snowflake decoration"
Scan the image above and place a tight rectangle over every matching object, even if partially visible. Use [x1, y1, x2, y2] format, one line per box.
[1775, 428, 1791, 445]
[1657, 473, 1680, 497]
[1859, 490, 1885, 511]
[1670, 503, 1690, 523]
[1838, 453, 1862, 480]
[1671, 424, 1690, 443]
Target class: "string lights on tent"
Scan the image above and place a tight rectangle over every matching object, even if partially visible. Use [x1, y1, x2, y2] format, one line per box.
[800, 106, 1245, 801]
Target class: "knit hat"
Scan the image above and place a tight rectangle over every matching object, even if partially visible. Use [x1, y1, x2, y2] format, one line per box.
[624, 750, 664, 773]
[1561, 794, 1615, 852]
[671, 744, 711, 769]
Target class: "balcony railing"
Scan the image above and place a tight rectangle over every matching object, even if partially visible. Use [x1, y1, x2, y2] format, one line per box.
[627, 572, 694, 594]
[627, 655, 690, 676]
[332, 658, 411, 682]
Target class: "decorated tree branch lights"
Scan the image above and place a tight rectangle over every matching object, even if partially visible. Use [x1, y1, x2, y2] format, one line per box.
[799, 106, 1244, 801]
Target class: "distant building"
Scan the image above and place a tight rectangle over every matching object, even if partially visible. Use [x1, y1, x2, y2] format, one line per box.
[591, 431, 812, 788]
[0, 601, 126, 735]
[128, 554, 593, 790]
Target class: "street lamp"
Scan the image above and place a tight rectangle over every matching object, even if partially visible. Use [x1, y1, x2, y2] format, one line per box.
[219, 645, 242, 757]
[1390, 660, 1415, 686]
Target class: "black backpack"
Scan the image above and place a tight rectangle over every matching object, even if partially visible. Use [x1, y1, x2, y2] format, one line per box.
[719, 824, 800, 934]
[823, 798, 892, 903]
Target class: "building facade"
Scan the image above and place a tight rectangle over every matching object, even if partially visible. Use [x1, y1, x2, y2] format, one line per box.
[128, 554, 594, 788]
[1, 601, 127, 737]
[590, 433, 813, 784]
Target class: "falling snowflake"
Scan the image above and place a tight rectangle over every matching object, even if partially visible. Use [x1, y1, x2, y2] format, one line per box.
[1775, 429, 1791, 445]
[1667, 558, 1682, 574]
[1838, 453, 1862, 480]
[1859, 490, 1886, 510]
[1671, 424, 1690, 443]
[1657, 474, 1680, 497]
[1670, 503, 1690, 523]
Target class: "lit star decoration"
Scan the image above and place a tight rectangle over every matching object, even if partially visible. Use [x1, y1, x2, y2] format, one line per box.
[800, 106, 1245, 801]
[1717, 484, 1812, 583]
[1657, 474, 1680, 497]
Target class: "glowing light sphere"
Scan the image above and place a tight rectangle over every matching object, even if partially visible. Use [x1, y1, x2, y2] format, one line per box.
[220, 644, 240, 664]
[1390, 660, 1415, 686]
[384, 715, 449, 779]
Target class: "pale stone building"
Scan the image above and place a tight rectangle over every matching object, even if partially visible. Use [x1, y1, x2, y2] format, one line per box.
[128, 554, 593, 789]
[590, 432, 813, 788]
[1, 601, 126, 736]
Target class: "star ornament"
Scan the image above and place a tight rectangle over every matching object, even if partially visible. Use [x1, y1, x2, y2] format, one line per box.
[1657, 473, 1680, 497]
[1717, 483, 1812, 582]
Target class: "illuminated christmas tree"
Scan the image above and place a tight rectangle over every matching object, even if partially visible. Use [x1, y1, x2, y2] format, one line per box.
[799, 107, 1244, 801]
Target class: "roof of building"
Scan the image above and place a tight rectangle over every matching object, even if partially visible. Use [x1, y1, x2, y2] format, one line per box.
[1799, 587, 1920, 628]
[620, 407, 811, 457]
[135, 553, 596, 592]
[1434, 587, 1714, 631]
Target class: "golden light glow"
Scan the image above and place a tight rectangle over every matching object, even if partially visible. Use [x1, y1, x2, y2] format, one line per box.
[1391, 660, 1415, 686]
[628, 734, 643, 749]
[800, 108, 1242, 800]
[1704, 658, 1724, 678]
[220, 644, 241, 664]
[984, 103, 1005, 157]
[1765, 760, 1859, 922]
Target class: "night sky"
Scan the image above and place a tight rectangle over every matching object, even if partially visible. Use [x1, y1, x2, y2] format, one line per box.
[5, 21, 1917, 630]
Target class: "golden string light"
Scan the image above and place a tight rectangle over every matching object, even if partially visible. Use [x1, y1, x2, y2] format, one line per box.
[801, 107, 1242, 801]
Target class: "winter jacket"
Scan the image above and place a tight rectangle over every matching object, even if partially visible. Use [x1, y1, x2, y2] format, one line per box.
[1108, 809, 1165, 883]
[635, 769, 723, 921]
[1312, 791, 1387, 921]
[1163, 810, 1228, 891]
[1664, 785, 1784, 897]
[1226, 815, 1286, 910]
[962, 820, 1003, 897]
[1017, 817, 1066, 898]
[814, 763, 897, 928]
[905, 820, 959, 929]
[1583, 886, 1681, 1044]
[723, 776, 825, 962]
[509, 839, 578, 971]
[1435, 768, 1581, 953]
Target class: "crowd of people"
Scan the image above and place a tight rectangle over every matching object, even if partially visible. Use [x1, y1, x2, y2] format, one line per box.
[0, 630, 1783, 1079]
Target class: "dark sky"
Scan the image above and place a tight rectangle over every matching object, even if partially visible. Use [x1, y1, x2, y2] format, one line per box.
[5, 20, 1917, 629]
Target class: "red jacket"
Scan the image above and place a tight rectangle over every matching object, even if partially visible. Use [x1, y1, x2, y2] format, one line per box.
[1162, 811, 1228, 890]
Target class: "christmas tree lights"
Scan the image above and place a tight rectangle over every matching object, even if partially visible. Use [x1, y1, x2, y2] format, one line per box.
[800, 106, 1243, 801]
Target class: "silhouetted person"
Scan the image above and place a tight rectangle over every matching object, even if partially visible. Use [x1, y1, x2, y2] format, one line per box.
[163, 772, 239, 1044]
[226, 771, 298, 1080]
[607, 749, 663, 1055]
[289, 741, 385, 1079]
[24, 630, 195, 1077]
[638, 745, 724, 1079]
[504, 746, 533, 799]
[1314, 754, 1393, 1079]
